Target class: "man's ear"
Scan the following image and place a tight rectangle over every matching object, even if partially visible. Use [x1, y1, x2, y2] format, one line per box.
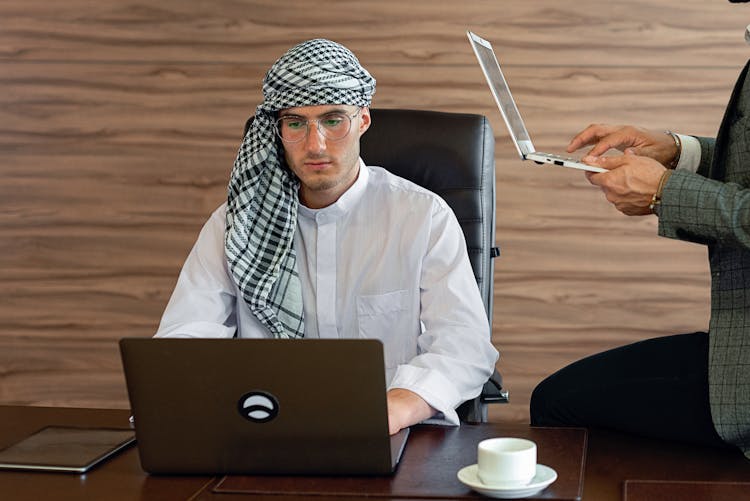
[358, 107, 371, 137]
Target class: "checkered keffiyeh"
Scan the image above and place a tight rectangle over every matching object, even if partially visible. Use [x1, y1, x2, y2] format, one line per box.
[225, 39, 376, 339]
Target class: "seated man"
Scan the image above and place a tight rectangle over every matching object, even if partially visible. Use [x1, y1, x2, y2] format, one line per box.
[155, 39, 499, 435]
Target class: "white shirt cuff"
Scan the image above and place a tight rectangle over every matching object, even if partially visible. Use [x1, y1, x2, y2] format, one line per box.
[388, 364, 462, 426]
[675, 134, 701, 173]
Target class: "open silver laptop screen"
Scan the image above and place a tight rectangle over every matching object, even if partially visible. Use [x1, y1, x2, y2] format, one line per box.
[467, 31, 533, 158]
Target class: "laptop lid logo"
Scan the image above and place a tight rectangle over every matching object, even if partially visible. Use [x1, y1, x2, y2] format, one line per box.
[238, 391, 279, 423]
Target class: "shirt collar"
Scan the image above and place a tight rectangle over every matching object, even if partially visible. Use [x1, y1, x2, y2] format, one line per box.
[297, 159, 369, 220]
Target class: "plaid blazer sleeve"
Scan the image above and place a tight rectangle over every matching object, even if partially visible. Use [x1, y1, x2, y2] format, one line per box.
[695, 136, 715, 178]
[657, 138, 750, 249]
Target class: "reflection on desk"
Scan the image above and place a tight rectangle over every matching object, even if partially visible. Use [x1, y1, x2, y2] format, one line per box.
[206, 425, 584, 499]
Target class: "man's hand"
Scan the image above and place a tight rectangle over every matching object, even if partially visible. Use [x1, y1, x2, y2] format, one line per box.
[386, 388, 436, 435]
[568, 124, 679, 168]
[583, 152, 667, 216]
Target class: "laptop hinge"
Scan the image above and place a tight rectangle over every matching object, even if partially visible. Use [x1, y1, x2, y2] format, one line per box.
[490, 246, 500, 259]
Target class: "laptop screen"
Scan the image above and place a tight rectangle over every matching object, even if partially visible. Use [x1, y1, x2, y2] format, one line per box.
[467, 31, 534, 157]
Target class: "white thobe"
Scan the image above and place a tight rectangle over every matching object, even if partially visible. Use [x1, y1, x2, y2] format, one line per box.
[156, 161, 499, 425]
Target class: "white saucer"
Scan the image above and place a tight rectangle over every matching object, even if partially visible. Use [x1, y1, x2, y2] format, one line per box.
[457, 463, 557, 499]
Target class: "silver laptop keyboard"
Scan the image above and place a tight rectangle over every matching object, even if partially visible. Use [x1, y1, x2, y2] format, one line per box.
[541, 152, 580, 163]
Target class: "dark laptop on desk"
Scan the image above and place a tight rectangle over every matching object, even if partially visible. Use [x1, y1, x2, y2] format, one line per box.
[119, 338, 408, 475]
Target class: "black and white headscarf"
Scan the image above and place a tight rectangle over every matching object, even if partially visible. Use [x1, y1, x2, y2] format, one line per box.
[225, 39, 376, 339]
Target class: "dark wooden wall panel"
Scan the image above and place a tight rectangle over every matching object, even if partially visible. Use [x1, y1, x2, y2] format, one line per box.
[1, 0, 747, 423]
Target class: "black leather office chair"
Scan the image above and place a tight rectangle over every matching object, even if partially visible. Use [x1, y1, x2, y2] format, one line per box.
[243, 108, 508, 423]
[360, 109, 507, 423]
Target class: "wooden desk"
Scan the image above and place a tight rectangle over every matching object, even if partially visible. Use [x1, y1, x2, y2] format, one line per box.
[0, 406, 213, 500]
[583, 428, 750, 500]
[0, 406, 748, 500]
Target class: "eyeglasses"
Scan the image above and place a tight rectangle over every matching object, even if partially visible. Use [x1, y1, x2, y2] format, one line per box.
[274, 107, 362, 143]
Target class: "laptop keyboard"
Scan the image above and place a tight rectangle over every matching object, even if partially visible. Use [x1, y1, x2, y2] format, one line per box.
[541, 152, 580, 164]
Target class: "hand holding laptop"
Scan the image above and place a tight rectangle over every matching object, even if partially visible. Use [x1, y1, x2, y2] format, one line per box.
[566, 123, 675, 216]
[566, 123, 681, 167]
[467, 30, 680, 216]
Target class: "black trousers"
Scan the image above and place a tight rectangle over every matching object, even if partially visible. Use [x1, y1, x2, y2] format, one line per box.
[530, 332, 733, 450]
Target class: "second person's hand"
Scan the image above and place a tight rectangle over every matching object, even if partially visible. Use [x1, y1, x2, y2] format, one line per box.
[583, 151, 667, 216]
[568, 124, 679, 168]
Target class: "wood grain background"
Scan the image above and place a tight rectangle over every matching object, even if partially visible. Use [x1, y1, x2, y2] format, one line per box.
[2, 0, 749, 423]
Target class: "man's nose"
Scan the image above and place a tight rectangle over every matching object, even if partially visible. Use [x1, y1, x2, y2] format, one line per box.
[303, 122, 326, 152]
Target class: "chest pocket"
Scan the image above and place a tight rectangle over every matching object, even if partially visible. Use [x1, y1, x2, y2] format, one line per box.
[356, 289, 411, 369]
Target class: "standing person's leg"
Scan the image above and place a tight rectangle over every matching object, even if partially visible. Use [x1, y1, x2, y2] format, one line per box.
[530, 332, 731, 449]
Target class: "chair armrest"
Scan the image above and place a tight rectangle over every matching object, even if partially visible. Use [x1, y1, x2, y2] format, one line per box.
[457, 369, 509, 424]
[480, 368, 509, 404]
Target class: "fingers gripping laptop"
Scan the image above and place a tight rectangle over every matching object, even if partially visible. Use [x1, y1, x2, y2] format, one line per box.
[467, 31, 605, 173]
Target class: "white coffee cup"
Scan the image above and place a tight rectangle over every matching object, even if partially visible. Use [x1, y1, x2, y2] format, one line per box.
[476, 437, 537, 487]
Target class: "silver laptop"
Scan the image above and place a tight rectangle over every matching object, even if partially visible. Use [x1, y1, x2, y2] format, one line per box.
[119, 338, 409, 475]
[467, 30, 605, 173]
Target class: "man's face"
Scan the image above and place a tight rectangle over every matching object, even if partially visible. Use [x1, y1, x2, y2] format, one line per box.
[279, 104, 371, 209]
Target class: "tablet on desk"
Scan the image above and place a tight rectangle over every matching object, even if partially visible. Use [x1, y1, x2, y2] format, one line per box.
[0, 426, 135, 473]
